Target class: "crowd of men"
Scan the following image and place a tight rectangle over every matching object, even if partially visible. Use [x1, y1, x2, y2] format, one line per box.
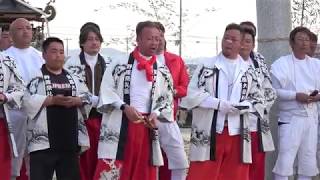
[0, 17, 319, 180]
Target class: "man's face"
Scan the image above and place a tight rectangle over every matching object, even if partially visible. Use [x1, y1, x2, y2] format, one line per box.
[291, 31, 310, 55]
[136, 27, 160, 56]
[0, 31, 12, 50]
[43, 42, 65, 71]
[11, 19, 33, 47]
[240, 33, 255, 59]
[81, 31, 102, 56]
[221, 29, 242, 58]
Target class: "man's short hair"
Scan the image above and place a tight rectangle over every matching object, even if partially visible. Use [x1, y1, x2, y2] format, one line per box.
[79, 25, 103, 49]
[310, 31, 318, 43]
[225, 23, 242, 33]
[240, 21, 257, 36]
[154, 22, 165, 33]
[42, 37, 64, 52]
[289, 26, 311, 44]
[136, 21, 159, 38]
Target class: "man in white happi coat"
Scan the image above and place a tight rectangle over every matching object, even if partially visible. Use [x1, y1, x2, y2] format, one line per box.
[64, 22, 111, 180]
[23, 37, 90, 180]
[180, 23, 265, 180]
[239, 26, 277, 180]
[271, 27, 320, 180]
[5, 18, 44, 179]
[94, 21, 174, 180]
[0, 52, 24, 180]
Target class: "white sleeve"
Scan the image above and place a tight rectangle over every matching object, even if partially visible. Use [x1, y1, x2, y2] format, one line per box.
[112, 101, 125, 110]
[199, 96, 220, 109]
[271, 74, 296, 100]
[90, 95, 99, 107]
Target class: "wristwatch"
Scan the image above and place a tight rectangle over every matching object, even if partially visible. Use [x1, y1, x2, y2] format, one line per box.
[120, 104, 127, 111]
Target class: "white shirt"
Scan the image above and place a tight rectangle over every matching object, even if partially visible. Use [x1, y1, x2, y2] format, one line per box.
[292, 56, 317, 93]
[199, 55, 241, 109]
[84, 52, 98, 94]
[130, 56, 153, 113]
[156, 53, 166, 65]
[271, 54, 319, 121]
[224, 57, 238, 100]
[5, 46, 44, 82]
[243, 57, 254, 66]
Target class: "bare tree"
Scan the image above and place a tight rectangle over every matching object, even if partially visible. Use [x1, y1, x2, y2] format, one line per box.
[108, 0, 182, 35]
[292, 0, 320, 33]
[96, 0, 215, 54]
[104, 0, 185, 51]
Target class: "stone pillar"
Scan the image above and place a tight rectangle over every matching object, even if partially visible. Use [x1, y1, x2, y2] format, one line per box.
[256, 0, 292, 65]
[256, 0, 292, 180]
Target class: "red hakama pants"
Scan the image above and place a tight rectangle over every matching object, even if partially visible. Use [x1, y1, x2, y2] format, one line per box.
[249, 132, 265, 180]
[159, 150, 171, 180]
[16, 162, 28, 180]
[80, 117, 102, 180]
[187, 127, 249, 180]
[0, 118, 11, 180]
[94, 120, 156, 180]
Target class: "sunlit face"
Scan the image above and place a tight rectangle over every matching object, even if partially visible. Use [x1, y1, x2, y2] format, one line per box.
[221, 29, 241, 59]
[10, 19, 33, 48]
[240, 33, 255, 60]
[43, 42, 65, 71]
[136, 27, 160, 56]
[81, 31, 102, 56]
[291, 31, 310, 55]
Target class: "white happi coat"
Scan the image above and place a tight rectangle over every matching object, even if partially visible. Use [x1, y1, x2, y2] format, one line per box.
[97, 54, 174, 161]
[249, 52, 277, 126]
[23, 67, 91, 153]
[249, 52, 277, 152]
[64, 52, 111, 83]
[0, 53, 25, 155]
[5, 46, 44, 175]
[64, 52, 112, 109]
[180, 53, 264, 162]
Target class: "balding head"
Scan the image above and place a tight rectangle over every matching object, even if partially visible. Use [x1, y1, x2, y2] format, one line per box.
[9, 18, 33, 49]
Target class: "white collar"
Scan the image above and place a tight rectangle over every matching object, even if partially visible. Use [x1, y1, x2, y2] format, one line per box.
[84, 52, 98, 61]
